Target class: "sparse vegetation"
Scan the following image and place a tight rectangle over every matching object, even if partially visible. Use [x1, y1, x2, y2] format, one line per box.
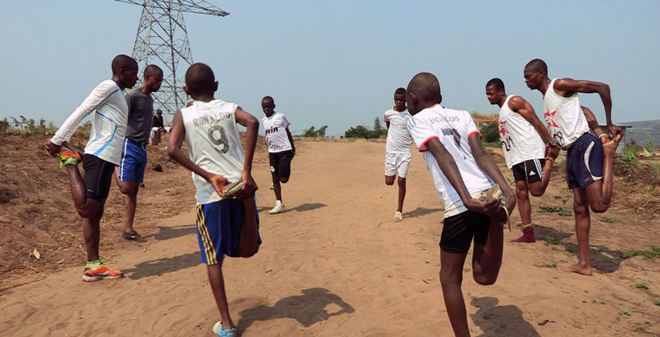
[618, 310, 632, 317]
[635, 282, 649, 289]
[546, 262, 557, 268]
[479, 122, 499, 143]
[545, 235, 559, 245]
[344, 118, 387, 139]
[539, 206, 572, 216]
[0, 116, 58, 137]
[599, 217, 615, 223]
[565, 246, 572, 252]
[299, 125, 328, 138]
[622, 247, 660, 259]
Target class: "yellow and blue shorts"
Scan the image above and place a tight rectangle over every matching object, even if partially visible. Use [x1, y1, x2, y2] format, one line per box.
[195, 199, 261, 265]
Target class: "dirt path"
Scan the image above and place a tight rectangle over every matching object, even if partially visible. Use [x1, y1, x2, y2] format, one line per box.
[1, 141, 659, 336]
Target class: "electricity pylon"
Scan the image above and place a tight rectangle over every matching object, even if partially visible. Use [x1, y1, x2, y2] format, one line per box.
[109, 0, 228, 115]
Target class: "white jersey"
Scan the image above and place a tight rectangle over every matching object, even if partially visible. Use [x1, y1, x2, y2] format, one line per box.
[181, 99, 245, 205]
[543, 78, 590, 149]
[406, 105, 494, 218]
[51, 80, 128, 165]
[384, 108, 412, 153]
[499, 95, 545, 168]
[261, 112, 292, 153]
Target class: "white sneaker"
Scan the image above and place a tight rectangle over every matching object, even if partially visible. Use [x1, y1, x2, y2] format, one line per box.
[270, 183, 274, 190]
[269, 200, 285, 214]
[394, 211, 403, 222]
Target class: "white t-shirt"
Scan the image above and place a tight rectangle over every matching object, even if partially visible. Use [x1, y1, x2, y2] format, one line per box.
[543, 78, 590, 149]
[499, 95, 545, 168]
[406, 104, 494, 218]
[261, 112, 292, 153]
[384, 108, 412, 154]
[51, 80, 128, 165]
[180, 99, 245, 205]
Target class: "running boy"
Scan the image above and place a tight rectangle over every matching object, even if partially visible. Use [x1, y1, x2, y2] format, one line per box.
[524, 59, 622, 275]
[384, 87, 412, 222]
[44, 54, 138, 282]
[485, 78, 558, 243]
[115, 64, 163, 241]
[261, 96, 296, 214]
[405, 73, 515, 337]
[167, 63, 260, 336]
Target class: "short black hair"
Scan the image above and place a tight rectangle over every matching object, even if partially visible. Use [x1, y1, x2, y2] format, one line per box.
[144, 64, 163, 78]
[408, 73, 441, 103]
[394, 87, 406, 96]
[525, 58, 548, 74]
[185, 63, 215, 95]
[486, 78, 505, 91]
[262, 96, 274, 104]
[111, 54, 137, 75]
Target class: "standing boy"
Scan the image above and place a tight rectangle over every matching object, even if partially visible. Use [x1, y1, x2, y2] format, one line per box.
[261, 96, 296, 214]
[44, 54, 138, 281]
[524, 58, 621, 275]
[115, 64, 163, 241]
[486, 78, 558, 243]
[168, 63, 260, 336]
[406, 73, 515, 337]
[384, 87, 412, 222]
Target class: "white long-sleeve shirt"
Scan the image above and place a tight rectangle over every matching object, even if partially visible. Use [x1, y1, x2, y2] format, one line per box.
[51, 80, 128, 165]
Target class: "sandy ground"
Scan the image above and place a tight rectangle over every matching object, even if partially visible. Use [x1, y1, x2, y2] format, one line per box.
[1, 141, 659, 336]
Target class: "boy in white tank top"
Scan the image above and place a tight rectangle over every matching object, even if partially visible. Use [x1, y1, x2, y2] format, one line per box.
[167, 63, 260, 337]
[486, 78, 558, 243]
[524, 59, 622, 276]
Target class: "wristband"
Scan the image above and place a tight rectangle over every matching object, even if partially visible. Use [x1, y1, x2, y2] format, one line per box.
[598, 134, 607, 139]
[545, 156, 555, 163]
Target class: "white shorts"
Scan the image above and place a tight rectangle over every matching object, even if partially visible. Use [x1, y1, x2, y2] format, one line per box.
[384, 152, 412, 178]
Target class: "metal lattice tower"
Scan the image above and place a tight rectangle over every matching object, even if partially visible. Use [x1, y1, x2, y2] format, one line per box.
[110, 0, 228, 116]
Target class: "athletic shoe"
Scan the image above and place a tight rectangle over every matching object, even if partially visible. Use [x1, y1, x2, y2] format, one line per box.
[82, 263, 124, 282]
[122, 230, 145, 242]
[212, 321, 236, 337]
[269, 200, 285, 214]
[511, 226, 536, 243]
[394, 211, 403, 222]
[56, 144, 83, 167]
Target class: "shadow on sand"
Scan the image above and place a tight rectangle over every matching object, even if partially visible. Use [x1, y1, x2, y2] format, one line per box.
[406, 207, 443, 218]
[123, 252, 201, 280]
[237, 287, 354, 334]
[141, 224, 197, 241]
[470, 297, 541, 337]
[534, 225, 624, 273]
[291, 203, 327, 212]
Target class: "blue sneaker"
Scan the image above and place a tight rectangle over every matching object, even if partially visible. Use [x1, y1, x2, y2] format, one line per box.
[212, 321, 236, 337]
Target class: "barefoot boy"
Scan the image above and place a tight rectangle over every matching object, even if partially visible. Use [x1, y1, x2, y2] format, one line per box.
[486, 78, 558, 242]
[524, 58, 622, 275]
[384, 87, 412, 222]
[167, 63, 260, 336]
[44, 54, 138, 282]
[406, 73, 515, 336]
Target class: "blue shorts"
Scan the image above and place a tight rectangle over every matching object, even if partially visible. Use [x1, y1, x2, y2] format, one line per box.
[566, 133, 604, 189]
[195, 199, 261, 265]
[119, 138, 147, 183]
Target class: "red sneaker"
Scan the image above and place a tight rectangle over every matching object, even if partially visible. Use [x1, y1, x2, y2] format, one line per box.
[511, 226, 536, 243]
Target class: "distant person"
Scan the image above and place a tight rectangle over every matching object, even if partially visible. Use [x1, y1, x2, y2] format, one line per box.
[261, 96, 296, 214]
[114, 64, 163, 241]
[152, 109, 166, 145]
[524, 58, 622, 276]
[167, 63, 260, 337]
[406, 72, 515, 337]
[44, 54, 139, 282]
[485, 78, 558, 243]
[383, 87, 412, 222]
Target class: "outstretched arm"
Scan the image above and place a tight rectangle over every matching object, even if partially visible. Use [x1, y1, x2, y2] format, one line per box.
[468, 134, 516, 215]
[426, 138, 501, 216]
[554, 78, 621, 138]
[167, 111, 229, 196]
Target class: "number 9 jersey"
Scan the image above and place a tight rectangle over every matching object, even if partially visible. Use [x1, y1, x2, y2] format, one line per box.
[181, 99, 246, 205]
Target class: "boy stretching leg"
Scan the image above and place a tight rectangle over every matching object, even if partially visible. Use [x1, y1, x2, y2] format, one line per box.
[168, 63, 260, 336]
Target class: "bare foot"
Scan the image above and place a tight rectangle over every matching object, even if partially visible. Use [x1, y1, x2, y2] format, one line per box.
[603, 133, 622, 155]
[563, 263, 592, 276]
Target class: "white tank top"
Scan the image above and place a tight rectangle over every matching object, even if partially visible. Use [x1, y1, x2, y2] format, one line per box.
[543, 78, 590, 149]
[498, 95, 545, 168]
[181, 99, 245, 205]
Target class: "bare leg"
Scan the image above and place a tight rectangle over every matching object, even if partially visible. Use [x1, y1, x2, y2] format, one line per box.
[397, 176, 406, 213]
[237, 197, 259, 257]
[385, 175, 395, 185]
[565, 188, 593, 276]
[272, 174, 282, 202]
[64, 165, 103, 218]
[471, 216, 504, 284]
[83, 203, 105, 261]
[440, 250, 470, 337]
[124, 190, 138, 233]
[207, 260, 234, 329]
[511, 181, 536, 243]
[584, 137, 619, 213]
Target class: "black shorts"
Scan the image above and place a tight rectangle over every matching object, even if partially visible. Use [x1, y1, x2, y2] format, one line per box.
[566, 133, 604, 189]
[440, 210, 491, 254]
[512, 159, 545, 183]
[83, 154, 116, 201]
[269, 150, 294, 179]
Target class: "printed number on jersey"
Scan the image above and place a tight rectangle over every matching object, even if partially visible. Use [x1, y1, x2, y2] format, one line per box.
[208, 125, 229, 154]
[501, 135, 514, 152]
[552, 131, 565, 147]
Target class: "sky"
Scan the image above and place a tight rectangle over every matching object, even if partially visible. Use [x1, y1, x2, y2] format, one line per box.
[0, 0, 658, 136]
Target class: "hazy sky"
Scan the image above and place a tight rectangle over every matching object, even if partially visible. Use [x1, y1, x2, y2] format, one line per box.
[1, 1, 658, 136]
